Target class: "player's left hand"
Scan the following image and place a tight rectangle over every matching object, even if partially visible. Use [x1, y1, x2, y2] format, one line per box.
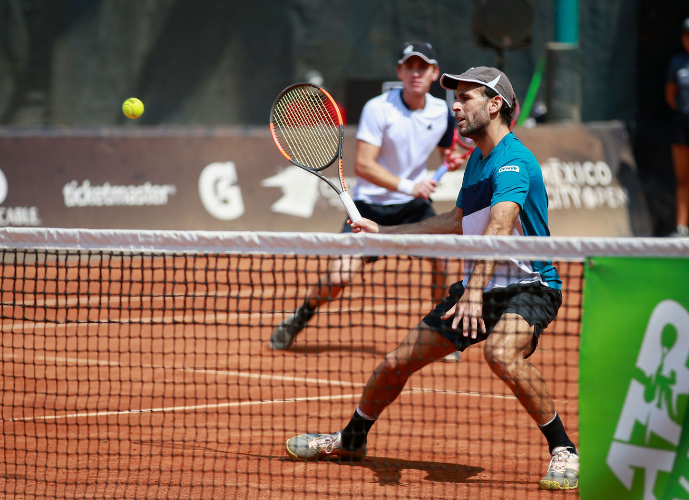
[413, 179, 438, 199]
[440, 288, 486, 338]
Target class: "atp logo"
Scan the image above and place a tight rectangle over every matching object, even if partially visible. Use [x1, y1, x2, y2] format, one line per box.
[606, 300, 689, 500]
[198, 162, 245, 221]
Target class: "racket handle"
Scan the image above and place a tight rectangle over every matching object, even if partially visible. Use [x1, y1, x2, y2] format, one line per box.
[339, 191, 362, 223]
[432, 164, 448, 181]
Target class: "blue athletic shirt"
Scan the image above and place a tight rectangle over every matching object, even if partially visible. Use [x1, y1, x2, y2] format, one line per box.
[667, 53, 689, 115]
[456, 132, 562, 291]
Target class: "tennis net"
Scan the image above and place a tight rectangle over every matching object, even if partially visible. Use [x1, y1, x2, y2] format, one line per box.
[1, 228, 687, 500]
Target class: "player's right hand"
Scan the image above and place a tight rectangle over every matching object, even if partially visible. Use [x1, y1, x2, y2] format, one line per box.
[350, 218, 379, 233]
[413, 179, 438, 199]
[440, 288, 486, 339]
[444, 149, 469, 172]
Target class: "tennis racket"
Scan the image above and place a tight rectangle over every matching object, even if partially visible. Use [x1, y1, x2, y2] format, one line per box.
[433, 98, 521, 181]
[432, 127, 474, 181]
[269, 83, 362, 223]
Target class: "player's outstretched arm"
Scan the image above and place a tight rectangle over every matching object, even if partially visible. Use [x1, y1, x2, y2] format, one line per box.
[351, 206, 463, 235]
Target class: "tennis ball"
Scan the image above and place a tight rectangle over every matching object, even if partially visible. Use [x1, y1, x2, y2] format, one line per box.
[122, 97, 144, 119]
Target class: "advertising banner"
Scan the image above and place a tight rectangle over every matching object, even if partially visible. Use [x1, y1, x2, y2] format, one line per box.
[580, 257, 689, 500]
[0, 122, 651, 235]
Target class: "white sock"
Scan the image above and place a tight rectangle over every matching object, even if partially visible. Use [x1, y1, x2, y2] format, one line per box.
[356, 405, 376, 421]
[538, 411, 558, 428]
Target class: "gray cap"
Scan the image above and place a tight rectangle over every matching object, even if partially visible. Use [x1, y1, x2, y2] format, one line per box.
[683, 17, 689, 32]
[440, 66, 515, 108]
[397, 41, 438, 65]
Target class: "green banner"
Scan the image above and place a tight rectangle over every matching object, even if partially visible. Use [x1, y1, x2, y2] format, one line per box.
[580, 257, 689, 500]
[664, 406, 689, 500]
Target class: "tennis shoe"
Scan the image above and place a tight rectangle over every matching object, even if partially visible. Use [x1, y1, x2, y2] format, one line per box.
[539, 446, 579, 490]
[669, 225, 689, 238]
[442, 351, 462, 362]
[285, 431, 367, 461]
[270, 313, 306, 350]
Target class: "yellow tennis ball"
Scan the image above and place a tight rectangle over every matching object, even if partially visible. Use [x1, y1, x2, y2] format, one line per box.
[122, 97, 144, 119]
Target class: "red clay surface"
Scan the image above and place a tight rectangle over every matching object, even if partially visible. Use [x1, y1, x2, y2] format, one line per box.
[0, 254, 582, 499]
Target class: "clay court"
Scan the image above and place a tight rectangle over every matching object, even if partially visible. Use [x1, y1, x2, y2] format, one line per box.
[1, 252, 581, 499]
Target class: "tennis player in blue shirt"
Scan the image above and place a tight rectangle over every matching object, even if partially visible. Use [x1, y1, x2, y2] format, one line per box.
[283, 67, 579, 491]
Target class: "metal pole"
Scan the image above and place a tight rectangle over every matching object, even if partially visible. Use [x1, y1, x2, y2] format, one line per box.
[545, 0, 580, 123]
[555, 0, 579, 44]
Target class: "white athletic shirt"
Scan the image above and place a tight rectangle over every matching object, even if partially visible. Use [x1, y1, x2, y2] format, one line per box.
[354, 89, 451, 205]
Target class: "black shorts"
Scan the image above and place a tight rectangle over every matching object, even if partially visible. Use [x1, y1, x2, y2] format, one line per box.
[341, 198, 437, 262]
[341, 198, 437, 232]
[671, 112, 689, 146]
[422, 281, 562, 358]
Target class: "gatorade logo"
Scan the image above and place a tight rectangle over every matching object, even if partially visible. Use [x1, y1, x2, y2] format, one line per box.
[606, 300, 689, 499]
[198, 162, 245, 221]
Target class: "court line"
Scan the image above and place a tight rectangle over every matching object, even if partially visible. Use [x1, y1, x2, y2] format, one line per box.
[1, 288, 425, 309]
[2, 289, 263, 308]
[0, 302, 428, 332]
[2, 350, 520, 424]
[9, 389, 515, 424]
[8, 393, 362, 422]
[1, 351, 367, 388]
[4, 350, 516, 398]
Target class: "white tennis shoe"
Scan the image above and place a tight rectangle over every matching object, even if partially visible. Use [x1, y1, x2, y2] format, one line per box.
[285, 431, 367, 461]
[539, 446, 579, 490]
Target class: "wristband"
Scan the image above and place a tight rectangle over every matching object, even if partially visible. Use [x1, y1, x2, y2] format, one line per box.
[397, 178, 415, 195]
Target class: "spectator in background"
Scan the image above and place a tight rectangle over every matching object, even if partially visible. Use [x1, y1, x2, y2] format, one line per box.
[665, 17, 689, 237]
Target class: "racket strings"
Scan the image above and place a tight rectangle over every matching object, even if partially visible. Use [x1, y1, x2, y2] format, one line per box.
[272, 87, 340, 170]
[274, 90, 338, 167]
[275, 97, 325, 165]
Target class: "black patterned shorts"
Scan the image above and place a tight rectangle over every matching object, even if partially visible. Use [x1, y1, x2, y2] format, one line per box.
[422, 281, 562, 358]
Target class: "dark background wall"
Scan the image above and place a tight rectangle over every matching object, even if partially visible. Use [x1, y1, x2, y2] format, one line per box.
[634, 0, 689, 236]
[0, 0, 641, 126]
[0, 0, 687, 234]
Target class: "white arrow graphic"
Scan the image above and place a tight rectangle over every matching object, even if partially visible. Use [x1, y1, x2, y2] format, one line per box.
[262, 166, 320, 218]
